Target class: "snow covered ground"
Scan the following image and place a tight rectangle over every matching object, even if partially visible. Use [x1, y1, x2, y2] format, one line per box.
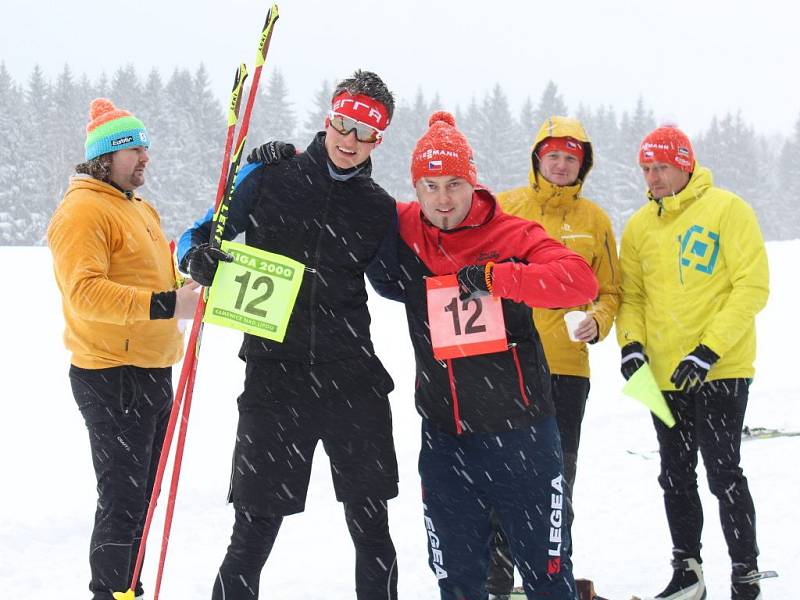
[1, 242, 797, 600]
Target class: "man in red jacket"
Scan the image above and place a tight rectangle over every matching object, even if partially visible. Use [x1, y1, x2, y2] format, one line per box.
[367, 112, 597, 600]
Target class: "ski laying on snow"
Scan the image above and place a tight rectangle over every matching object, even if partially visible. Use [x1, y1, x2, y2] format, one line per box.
[742, 426, 800, 440]
[627, 426, 800, 459]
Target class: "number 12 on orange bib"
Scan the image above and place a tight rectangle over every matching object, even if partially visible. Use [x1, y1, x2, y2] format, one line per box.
[426, 274, 508, 361]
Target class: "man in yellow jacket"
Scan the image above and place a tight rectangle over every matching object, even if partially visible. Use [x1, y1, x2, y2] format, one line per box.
[617, 126, 769, 600]
[48, 98, 198, 600]
[487, 116, 621, 600]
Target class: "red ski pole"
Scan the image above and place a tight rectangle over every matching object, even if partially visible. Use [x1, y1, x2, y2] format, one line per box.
[149, 5, 282, 599]
[112, 60, 249, 600]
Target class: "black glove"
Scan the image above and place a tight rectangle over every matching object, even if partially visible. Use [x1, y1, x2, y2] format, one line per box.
[182, 243, 233, 287]
[621, 342, 648, 380]
[670, 344, 719, 393]
[456, 264, 491, 301]
[246, 141, 296, 165]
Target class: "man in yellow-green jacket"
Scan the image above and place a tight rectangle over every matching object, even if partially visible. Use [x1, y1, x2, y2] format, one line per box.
[617, 126, 769, 600]
[487, 116, 621, 600]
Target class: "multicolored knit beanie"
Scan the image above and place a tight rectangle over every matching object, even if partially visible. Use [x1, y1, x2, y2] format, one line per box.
[84, 98, 149, 161]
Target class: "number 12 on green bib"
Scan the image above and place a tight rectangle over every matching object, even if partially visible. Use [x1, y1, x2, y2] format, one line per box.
[204, 241, 305, 342]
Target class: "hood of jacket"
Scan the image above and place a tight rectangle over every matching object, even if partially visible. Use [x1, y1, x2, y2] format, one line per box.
[529, 116, 594, 193]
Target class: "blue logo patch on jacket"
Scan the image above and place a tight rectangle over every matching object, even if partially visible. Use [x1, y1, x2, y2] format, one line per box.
[680, 225, 720, 275]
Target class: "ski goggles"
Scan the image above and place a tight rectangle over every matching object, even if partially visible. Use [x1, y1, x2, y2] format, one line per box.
[328, 111, 384, 143]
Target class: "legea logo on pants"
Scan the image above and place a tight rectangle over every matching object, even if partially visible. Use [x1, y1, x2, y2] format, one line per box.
[547, 474, 563, 574]
[422, 503, 448, 580]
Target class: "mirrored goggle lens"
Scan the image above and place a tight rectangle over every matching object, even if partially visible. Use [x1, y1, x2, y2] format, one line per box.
[329, 113, 382, 143]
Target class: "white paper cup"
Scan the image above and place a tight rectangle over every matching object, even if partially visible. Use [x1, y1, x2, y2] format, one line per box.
[564, 310, 586, 342]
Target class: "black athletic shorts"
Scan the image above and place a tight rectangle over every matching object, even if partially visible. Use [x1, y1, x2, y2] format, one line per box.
[228, 355, 399, 516]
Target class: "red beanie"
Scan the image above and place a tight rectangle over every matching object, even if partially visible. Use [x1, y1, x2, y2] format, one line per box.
[537, 136, 585, 163]
[639, 126, 695, 172]
[411, 111, 477, 186]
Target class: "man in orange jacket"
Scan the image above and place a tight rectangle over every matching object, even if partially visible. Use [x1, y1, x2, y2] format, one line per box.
[48, 98, 198, 600]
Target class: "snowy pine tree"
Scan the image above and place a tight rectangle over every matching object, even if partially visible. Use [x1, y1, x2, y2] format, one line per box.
[0, 63, 23, 243]
[472, 84, 517, 193]
[51, 65, 86, 202]
[146, 68, 198, 238]
[299, 78, 330, 144]
[247, 69, 297, 156]
[16, 65, 53, 244]
[532, 81, 568, 129]
[110, 64, 144, 114]
[372, 89, 431, 201]
[695, 112, 771, 235]
[510, 96, 537, 189]
[776, 113, 800, 239]
[186, 64, 226, 229]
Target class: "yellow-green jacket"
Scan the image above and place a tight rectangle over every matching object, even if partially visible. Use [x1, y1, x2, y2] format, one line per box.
[616, 165, 769, 389]
[48, 176, 184, 369]
[499, 116, 621, 377]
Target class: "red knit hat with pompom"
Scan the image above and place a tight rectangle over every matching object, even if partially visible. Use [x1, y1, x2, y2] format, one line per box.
[411, 111, 477, 186]
[638, 125, 695, 173]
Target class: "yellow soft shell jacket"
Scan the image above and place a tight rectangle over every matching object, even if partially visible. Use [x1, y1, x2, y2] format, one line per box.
[616, 166, 769, 389]
[498, 116, 621, 377]
[48, 176, 184, 369]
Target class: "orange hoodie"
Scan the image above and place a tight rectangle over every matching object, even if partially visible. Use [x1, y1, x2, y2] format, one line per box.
[48, 176, 184, 369]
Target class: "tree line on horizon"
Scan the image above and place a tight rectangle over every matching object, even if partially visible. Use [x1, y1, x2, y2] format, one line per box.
[1, 61, 798, 245]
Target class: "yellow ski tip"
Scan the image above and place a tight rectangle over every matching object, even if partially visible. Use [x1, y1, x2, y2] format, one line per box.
[112, 590, 136, 600]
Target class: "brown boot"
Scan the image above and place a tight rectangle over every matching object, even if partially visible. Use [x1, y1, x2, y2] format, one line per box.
[577, 578, 610, 600]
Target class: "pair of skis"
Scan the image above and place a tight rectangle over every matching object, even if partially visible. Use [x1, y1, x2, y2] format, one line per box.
[112, 5, 280, 600]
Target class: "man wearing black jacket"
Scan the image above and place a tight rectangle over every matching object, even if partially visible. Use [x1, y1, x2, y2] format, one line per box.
[177, 71, 399, 600]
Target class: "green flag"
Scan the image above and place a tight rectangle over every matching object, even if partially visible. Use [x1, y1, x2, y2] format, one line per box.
[622, 363, 675, 427]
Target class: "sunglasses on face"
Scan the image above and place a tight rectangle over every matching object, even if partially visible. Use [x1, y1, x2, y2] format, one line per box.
[328, 111, 383, 143]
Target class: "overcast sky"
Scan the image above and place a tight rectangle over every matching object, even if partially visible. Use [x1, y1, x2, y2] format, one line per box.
[3, 0, 798, 138]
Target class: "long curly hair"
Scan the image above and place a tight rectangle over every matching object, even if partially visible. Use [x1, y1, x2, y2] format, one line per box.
[75, 153, 113, 182]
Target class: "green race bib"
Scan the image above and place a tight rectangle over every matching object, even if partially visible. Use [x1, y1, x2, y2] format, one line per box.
[203, 241, 305, 343]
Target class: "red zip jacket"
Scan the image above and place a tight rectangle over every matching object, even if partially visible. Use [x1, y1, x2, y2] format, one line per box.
[368, 188, 598, 434]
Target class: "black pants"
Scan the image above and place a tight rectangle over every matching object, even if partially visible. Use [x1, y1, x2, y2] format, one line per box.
[212, 500, 398, 599]
[487, 375, 589, 595]
[229, 356, 399, 516]
[654, 378, 759, 566]
[70, 364, 173, 600]
[422, 418, 576, 600]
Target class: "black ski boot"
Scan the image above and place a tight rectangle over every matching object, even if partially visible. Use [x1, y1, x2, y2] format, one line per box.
[731, 569, 761, 600]
[648, 557, 706, 600]
[731, 564, 779, 600]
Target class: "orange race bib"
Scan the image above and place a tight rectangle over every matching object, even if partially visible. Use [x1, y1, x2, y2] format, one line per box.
[426, 275, 508, 360]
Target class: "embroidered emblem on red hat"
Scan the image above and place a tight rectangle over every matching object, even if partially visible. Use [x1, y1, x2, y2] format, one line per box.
[411, 111, 477, 186]
[639, 126, 695, 173]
